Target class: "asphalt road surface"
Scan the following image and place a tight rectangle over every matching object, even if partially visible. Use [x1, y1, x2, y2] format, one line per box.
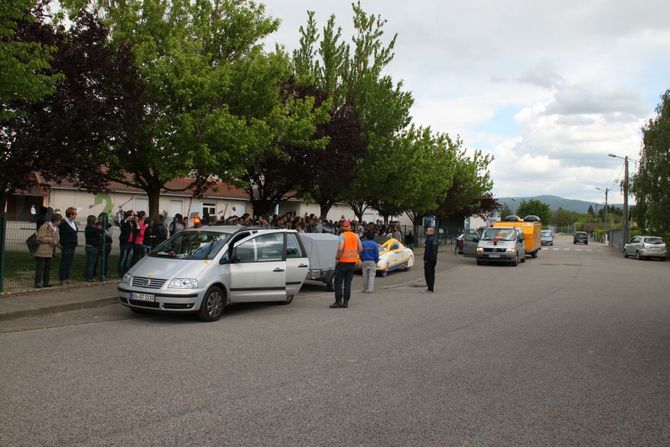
[2, 235, 669, 446]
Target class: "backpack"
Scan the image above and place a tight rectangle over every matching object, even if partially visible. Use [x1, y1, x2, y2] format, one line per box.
[26, 233, 39, 254]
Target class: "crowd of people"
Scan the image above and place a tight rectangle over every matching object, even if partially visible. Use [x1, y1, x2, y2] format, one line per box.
[31, 205, 415, 289]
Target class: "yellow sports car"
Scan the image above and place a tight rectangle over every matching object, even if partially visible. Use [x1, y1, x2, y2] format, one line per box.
[356, 237, 415, 276]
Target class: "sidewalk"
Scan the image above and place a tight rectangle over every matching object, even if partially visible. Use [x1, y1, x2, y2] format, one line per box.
[0, 244, 455, 322]
[0, 281, 119, 322]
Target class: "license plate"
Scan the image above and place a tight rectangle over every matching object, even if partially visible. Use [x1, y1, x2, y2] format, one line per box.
[488, 254, 500, 258]
[131, 292, 155, 302]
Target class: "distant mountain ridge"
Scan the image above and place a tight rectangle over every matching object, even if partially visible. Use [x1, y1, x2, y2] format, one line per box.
[497, 195, 620, 214]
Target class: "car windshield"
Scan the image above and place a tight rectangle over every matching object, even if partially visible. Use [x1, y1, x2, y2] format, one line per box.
[481, 228, 516, 241]
[644, 237, 664, 245]
[541, 230, 552, 236]
[150, 230, 232, 260]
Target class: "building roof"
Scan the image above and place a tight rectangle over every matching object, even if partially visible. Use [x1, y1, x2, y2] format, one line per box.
[47, 176, 249, 200]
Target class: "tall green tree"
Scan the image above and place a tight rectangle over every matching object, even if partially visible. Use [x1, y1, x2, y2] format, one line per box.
[436, 145, 494, 226]
[0, 0, 63, 207]
[293, 4, 412, 219]
[633, 89, 670, 234]
[369, 127, 456, 224]
[230, 51, 330, 217]
[516, 198, 552, 223]
[65, 0, 280, 218]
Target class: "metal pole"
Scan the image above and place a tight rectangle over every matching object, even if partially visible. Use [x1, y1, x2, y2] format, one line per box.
[604, 188, 609, 244]
[0, 211, 5, 292]
[99, 214, 108, 282]
[623, 156, 629, 246]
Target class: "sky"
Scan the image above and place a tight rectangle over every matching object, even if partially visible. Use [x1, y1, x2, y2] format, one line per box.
[261, 0, 670, 205]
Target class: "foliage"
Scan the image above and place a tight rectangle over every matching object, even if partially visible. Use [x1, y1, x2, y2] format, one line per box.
[0, 0, 60, 124]
[633, 89, 670, 234]
[231, 53, 331, 217]
[516, 198, 552, 223]
[64, 0, 282, 218]
[500, 203, 514, 218]
[293, 4, 413, 218]
[435, 144, 494, 225]
[1, 6, 120, 207]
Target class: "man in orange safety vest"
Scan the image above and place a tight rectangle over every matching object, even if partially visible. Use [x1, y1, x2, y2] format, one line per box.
[330, 220, 363, 308]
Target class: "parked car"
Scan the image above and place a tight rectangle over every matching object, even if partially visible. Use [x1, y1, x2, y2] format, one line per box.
[624, 236, 667, 261]
[540, 230, 554, 246]
[117, 226, 310, 321]
[355, 237, 415, 276]
[476, 226, 526, 266]
[573, 231, 588, 245]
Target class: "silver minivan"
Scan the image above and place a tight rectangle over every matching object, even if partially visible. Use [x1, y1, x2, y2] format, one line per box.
[117, 226, 310, 321]
[476, 226, 526, 266]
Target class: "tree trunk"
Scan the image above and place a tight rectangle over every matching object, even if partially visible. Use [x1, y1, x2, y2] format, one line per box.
[148, 188, 161, 223]
[319, 202, 332, 221]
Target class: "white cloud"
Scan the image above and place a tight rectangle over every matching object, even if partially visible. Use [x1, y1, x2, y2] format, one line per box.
[262, 0, 669, 203]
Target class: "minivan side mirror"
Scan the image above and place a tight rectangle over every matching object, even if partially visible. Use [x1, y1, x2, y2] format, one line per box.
[472, 237, 479, 243]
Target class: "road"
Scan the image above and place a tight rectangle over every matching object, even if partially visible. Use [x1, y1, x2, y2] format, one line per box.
[2, 235, 669, 446]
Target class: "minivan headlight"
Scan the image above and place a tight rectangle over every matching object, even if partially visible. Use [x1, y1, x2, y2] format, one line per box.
[506, 248, 517, 253]
[168, 278, 199, 289]
[121, 273, 132, 285]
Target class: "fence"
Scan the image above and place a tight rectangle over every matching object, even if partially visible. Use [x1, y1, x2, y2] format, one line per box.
[0, 216, 122, 293]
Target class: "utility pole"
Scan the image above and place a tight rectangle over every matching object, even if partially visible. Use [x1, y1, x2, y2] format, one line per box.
[623, 156, 629, 245]
[596, 186, 609, 244]
[609, 153, 631, 249]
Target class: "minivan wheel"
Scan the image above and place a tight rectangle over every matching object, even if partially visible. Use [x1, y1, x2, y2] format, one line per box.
[636, 251, 642, 260]
[511, 254, 518, 266]
[326, 275, 334, 292]
[197, 286, 225, 322]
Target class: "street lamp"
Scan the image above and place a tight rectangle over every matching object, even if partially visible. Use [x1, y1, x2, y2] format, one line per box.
[595, 187, 609, 244]
[608, 154, 629, 246]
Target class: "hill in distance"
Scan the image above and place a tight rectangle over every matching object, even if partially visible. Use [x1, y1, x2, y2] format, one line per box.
[497, 195, 620, 214]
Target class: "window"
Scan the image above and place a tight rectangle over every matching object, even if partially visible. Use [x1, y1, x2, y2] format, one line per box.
[151, 231, 232, 260]
[286, 233, 304, 258]
[235, 233, 284, 263]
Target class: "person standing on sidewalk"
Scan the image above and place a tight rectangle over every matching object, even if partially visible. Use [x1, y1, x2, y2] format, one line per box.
[84, 215, 102, 282]
[423, 226, 438, 293]
[34, 213, 61, 288]
[330, 220, 362, 308]
[360, 232, 380, 293]
[58, 207, 79, 285]
[117, 210, 135, 276]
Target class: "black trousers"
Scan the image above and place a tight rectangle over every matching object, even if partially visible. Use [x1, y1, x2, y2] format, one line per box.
[34, 257, 52, 287]
[334, 262, 355, 303]
[424, 261, 436, 291]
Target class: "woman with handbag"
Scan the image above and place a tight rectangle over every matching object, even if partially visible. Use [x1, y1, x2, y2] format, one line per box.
[34, 213, 62, 288]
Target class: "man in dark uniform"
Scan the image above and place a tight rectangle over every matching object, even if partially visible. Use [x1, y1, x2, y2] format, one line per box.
[423, 227, 438, 293]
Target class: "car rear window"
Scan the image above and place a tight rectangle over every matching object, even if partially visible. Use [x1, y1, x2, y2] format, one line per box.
[644, 237, 664, 245]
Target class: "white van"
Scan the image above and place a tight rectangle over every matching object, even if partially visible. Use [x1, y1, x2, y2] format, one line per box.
[475, 226, 526, 266]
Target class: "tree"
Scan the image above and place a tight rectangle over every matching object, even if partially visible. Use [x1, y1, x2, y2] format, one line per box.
[549, 208, 572, 227]
[0, 0, 64, 207]
[1, 6, 123, 208]
[500, 203, 514, 219]
[64, 0, 281, 219]
[230, 52, 330, 217]
[633, 89, 670, 234]
[293, 4, 412, 219]
[516, 199, 552, 223]
[436, 145, 494, 226]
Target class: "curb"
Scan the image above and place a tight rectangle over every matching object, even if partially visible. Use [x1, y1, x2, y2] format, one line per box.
[0, 296, 118, 322]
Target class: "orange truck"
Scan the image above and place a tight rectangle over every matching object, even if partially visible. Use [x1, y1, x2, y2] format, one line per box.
[493, 216, 542, 258]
